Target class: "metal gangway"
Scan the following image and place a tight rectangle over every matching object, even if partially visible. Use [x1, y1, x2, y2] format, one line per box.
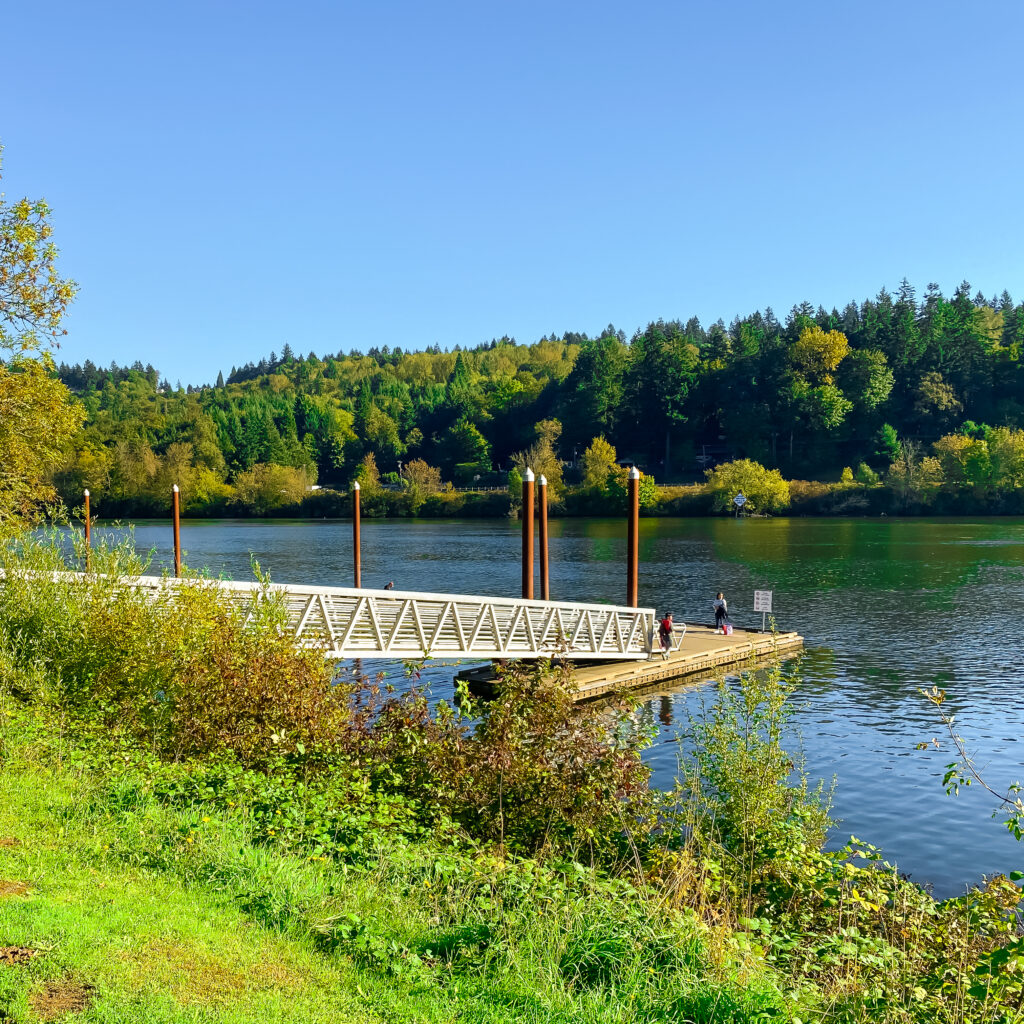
[27, 572, 657, 662]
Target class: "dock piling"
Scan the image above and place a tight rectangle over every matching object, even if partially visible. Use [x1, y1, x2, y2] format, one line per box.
[83, 489, 91, 570]
[626, 466, 639, 606]
[353, 481, 361, 588]
[172, 484, 182, 578]
[539, 474, 549, 600]
[522, 468, 535, 599]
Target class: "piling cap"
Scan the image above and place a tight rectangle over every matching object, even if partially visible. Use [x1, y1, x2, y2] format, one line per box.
[629, 466, 640, 479]
[353, 481, 361, 490]
[539, 475, 547, 485]
[83, 488, 90, 497]
[173, 484, 179, 492]
[524, 467, 535, 481]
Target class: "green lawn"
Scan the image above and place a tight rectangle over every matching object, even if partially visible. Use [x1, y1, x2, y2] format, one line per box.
[0, 746, 782, 1024]
[0, 763, 384, 1023]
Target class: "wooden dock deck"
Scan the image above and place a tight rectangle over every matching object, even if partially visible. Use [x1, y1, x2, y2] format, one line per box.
[456, 624, 804, 702]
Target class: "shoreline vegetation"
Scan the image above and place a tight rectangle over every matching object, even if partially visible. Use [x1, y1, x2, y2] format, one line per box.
[1, 531, 1023, 1023]
[68, 458, 1024, 522]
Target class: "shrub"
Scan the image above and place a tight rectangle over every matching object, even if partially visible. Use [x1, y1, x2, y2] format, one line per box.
[650, 484, 710, 516]
[228, 463, 315, 514]
[704, 459, 790, 513]
[402, 458, 442, 495]
[855, 461, 880, 485]
[605, 468, 659, 509]
[367, 659, 656, 860]
[580, 436, 618, 490]
[676, 659, 833, 877]
[0, 529, 652, 863]
[0, 528, 347, 764]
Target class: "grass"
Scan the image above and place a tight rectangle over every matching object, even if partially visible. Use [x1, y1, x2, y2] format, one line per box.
[0, 760, 381, 1024]
[0, 720, 786, 1023]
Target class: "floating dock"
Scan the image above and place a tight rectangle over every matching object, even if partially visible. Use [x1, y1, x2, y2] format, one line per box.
[456, 624, 804, 702]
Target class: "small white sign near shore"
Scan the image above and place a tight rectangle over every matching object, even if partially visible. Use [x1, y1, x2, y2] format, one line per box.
[754, 589, 773, 630]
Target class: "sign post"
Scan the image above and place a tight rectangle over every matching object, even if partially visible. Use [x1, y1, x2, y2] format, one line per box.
[753, 589, 773, 631]
[733, 492, 747, 516]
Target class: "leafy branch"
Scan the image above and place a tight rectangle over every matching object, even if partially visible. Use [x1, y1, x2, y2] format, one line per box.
[918, 685, 1024, 841]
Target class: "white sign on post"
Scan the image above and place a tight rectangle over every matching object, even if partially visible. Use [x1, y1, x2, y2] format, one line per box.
[753, 589, 773, 631]
[733, 492, 747, 508]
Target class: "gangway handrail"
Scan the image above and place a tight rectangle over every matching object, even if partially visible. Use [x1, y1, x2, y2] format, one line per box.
[0, 569, 656, 662]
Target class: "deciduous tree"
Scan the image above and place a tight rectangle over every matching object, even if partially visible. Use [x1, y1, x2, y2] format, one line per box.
[580, 436, 618, 491]
[402, 458, 442, 494]
[0, 149, 82, 523]
[704, 459, 790, 514]
[0, 356, 83, 521]
[511, 420, 564, 497]
[229, 463, 313, 514]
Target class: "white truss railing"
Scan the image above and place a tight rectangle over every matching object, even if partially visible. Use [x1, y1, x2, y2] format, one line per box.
[6, 571, 656, 661]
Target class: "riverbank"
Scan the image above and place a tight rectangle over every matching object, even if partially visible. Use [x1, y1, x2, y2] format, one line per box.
[2, 529, 1023, 1023]
[61, 515, 1024, 893]
[1, 717, 785, 1024]
[83, 476, 1024, 521]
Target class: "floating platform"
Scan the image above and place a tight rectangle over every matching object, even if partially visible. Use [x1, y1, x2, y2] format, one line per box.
[456, 624, 804, 702]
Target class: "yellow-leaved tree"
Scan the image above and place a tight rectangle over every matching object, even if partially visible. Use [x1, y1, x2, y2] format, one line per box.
[580, 436, 618, 491]
[705, 459, 790, 514]
[790, 325, 850, 378]
[511, 419, 564, 498]
[0, 147, 83, 525]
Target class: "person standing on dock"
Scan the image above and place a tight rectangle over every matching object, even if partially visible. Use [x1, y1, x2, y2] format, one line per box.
[713, 592, 729, 631]
[658, 612, 674, 659]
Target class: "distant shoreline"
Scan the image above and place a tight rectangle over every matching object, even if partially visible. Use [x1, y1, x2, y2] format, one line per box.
[82, 508, 1024, 524]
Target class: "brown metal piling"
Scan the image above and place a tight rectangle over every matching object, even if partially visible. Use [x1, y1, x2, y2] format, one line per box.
[352, 481, 361, 588]
[522, 468, 535, 599]
[538, 474, 549, 599]
[172, 484, 182, 578]
[83, 489, 91, 570]
[626, 466, 639, 607]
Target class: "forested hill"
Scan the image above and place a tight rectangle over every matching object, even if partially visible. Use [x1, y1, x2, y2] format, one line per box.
[53, 280, 1024, 514]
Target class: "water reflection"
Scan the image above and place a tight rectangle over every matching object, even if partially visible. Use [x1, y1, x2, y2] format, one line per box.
[86, 515, 1024, 897]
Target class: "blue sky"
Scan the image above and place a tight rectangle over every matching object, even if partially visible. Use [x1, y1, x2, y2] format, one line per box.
[3, 0, 1022, 385]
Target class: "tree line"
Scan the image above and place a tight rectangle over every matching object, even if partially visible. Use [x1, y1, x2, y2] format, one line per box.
[46, 278, 1024, 516]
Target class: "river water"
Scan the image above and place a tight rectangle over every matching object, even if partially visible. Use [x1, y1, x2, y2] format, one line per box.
[91, 516, 1024, 897]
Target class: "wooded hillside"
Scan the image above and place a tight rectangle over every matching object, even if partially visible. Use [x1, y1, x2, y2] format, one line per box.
[53, 280, 1024, 515]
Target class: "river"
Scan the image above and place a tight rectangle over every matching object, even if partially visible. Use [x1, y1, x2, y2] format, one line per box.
[90, 515, 1024, 897]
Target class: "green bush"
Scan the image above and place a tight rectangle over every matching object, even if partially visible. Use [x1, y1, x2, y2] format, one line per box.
[704, 459, 790, 514]
[856, 461, 881, 485]
[360, 660, 657, 859]
[0, 528, 349, 764]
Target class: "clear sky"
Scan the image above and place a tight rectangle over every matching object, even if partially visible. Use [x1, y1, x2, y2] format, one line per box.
[3, 0, 1022, 385]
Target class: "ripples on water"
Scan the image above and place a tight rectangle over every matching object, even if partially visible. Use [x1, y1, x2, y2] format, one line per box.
[89, 515, 1024, 898]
